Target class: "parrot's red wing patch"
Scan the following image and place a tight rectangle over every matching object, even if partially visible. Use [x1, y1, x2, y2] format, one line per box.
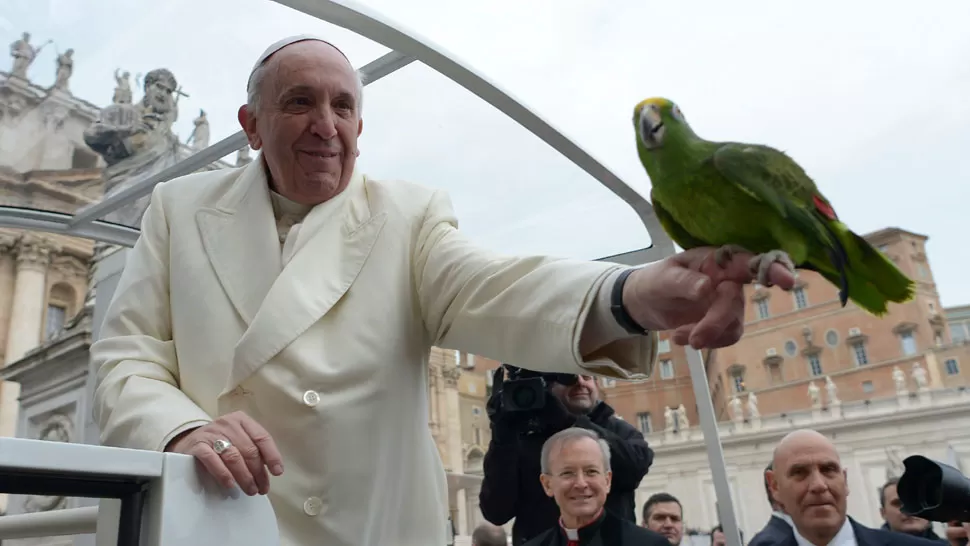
[813, 195, 838, 221]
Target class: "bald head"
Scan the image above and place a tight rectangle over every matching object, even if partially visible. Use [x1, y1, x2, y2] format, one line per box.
[471, 522, 507, 546]
[772, 429, 838, 468]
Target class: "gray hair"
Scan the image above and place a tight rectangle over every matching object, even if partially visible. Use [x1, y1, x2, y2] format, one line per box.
[246, 44, 365, 115]
[540, 427, 611, 474]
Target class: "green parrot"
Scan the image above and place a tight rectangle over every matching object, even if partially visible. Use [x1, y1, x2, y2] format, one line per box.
[632, 97, 914, 316]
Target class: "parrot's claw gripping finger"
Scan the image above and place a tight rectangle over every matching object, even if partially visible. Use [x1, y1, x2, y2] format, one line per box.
[748, 250, 795, 287]
[714, 244, 751, 269]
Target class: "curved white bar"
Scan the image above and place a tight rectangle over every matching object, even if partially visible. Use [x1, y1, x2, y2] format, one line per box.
[0, 206, 140, 247]
[0, 506, 98, 539]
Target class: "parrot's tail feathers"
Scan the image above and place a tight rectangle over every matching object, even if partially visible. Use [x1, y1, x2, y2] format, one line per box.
[817, 219, 851, 307]
[826, 247, 849, 307]
[846, 231, 916, 304]
[820, 226, 917, 316]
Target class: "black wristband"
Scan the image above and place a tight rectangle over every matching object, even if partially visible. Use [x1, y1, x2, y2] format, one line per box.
[611, 269, 648, 335]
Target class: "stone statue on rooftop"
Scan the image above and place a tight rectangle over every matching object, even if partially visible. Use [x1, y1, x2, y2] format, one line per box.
[83, 68, 181, 226]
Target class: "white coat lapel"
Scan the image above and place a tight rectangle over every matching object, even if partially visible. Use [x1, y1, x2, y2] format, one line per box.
[224, 171, 387, 393]
[196, 159, 283, 325]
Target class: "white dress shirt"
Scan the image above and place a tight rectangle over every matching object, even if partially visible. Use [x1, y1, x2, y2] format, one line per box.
[793, 517, 856, 546]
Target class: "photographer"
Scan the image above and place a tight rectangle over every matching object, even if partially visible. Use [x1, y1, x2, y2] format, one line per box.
[479, 365, 654, 545]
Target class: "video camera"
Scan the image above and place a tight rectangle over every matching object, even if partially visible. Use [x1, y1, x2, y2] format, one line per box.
[500, 365, 578, 412]
[897, 455, 970, 523]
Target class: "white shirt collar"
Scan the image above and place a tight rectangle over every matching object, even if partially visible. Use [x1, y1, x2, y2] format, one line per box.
[773, 511, 794, 527]
[793, 517, 856, 546]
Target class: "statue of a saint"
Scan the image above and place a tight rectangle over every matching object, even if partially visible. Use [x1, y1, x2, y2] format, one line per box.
[912, 362, 928, 390]
[825, 376, 840, 405]
[190, 109, 210, 151]
[53, 48, 73, 91]
[729, 395, 743, 422]
[9, 32, 47, 79]
[892, 366, 908, 395]
[664, 406, 674, 432]
[113, 69, 133, 104]
[808, 381, 821, 407]
[746, 392, 760, 419]
[676, 404, 689, 431]
[83, 67, 181, 226]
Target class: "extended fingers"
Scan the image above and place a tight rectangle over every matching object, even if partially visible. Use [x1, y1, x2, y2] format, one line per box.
[239, 417, 284, 476]
[689, 282, 745, 349]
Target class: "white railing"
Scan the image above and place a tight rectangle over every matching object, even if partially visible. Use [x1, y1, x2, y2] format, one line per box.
[0, 437, 279, 545]
[0, 506, 98, 539]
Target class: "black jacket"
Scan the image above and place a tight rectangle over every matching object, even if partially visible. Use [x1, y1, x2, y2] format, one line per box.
[880, 522, 946, 543]
[770, 516, 944, 546]
[521, 509, 669, 546]
[748, 514, 794, 546]
[479, 401, 653, 546]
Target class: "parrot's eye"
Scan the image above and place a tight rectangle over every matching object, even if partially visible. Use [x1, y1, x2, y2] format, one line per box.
[671, 105, 685, 122]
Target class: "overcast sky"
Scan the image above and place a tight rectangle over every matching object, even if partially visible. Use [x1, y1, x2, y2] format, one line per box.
[2, 0, 968, 306]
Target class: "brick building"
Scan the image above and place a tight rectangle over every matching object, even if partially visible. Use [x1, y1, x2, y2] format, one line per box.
[602, 227, 970, 430]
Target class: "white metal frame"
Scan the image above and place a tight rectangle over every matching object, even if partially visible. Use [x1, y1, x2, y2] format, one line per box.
[0, 0, 741, 543]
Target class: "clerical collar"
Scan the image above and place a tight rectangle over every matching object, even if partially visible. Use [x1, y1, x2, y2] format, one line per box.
[559, 508, 606, 543]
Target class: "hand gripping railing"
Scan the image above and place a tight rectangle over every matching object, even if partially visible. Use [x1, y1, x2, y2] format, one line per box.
[0, 437, 279, 545]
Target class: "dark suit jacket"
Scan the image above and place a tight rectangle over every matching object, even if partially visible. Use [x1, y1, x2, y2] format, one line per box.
[748, 514, 793, 546]
[521, 510, 669, 546]
[764, 516, 943, 546]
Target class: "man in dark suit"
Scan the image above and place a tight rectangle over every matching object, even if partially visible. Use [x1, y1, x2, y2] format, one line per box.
[748, 461, 794, 546]
[765, 428, 941, 546]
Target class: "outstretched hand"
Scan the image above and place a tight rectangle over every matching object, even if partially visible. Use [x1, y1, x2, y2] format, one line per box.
[622, 247, 795, 349]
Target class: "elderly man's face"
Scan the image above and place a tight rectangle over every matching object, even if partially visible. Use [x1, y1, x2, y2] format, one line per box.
[769, 433, 848, 540]
[881, 483, 930, 535]
[240, 40, 362, 205]
[550, 375, 599, 414]
[540, 437, 611, 526]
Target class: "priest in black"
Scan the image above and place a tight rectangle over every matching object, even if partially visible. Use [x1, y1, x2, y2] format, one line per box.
[523, 427, 669, 546]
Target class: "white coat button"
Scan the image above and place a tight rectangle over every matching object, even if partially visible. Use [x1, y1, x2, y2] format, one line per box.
[302, 390, 320, 407]
[304, 496, 323, 516]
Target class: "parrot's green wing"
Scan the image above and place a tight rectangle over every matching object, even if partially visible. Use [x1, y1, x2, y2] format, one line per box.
[711, 142, 851, 297]
[650, 189, 710, 250]
[711, 144, 822, 226]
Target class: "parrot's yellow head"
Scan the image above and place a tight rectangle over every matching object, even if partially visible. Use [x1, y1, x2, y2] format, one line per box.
[633, 97, 687, 151]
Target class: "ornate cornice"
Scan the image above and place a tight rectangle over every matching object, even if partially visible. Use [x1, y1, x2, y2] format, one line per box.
[50, 254, 89, 279]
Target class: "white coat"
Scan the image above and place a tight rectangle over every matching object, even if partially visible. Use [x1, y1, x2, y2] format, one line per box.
[91, 158, 657, 545]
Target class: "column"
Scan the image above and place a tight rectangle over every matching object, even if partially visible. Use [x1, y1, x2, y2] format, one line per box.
[443, 367, 467, 536]
[4, 234, 57, 364]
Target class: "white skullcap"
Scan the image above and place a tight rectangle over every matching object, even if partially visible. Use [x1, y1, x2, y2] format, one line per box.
[248, 34, 351, 90]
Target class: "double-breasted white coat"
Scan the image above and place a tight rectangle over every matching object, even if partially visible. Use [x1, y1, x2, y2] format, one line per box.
[91, 158, 658, 545]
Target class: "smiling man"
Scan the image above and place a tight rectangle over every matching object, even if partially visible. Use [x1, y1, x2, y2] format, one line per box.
[767, 429, 940, 546]
[481, 370, 653, 545]
[522, 428, 669, 546]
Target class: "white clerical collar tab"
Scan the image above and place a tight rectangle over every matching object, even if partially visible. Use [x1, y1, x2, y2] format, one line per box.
[249, 34, 351, 86]
[564, 528, 579, 541]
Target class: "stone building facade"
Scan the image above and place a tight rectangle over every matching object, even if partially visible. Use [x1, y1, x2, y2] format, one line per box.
[603, 228, 970, 431]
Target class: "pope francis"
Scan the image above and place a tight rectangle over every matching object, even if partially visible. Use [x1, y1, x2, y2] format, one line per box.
[91, 36, 794, 546]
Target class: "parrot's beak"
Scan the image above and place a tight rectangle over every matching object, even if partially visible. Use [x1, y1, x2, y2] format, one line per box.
[638, 106, 665, 149]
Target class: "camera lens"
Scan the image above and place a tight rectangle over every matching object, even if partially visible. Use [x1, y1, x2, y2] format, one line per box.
[512, 387, 538, 408]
